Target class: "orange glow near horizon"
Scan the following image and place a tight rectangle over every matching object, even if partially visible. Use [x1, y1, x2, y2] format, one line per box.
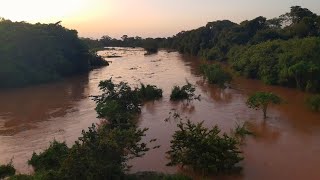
[1, 0, 320, 38]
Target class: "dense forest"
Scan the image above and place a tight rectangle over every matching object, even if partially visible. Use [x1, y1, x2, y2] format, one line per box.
[85, 6, 320, 92]
[0, 19, 108, 88]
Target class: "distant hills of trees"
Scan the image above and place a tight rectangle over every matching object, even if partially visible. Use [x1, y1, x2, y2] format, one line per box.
[85, 6, 320, 92]
[0, 19, 108, 88]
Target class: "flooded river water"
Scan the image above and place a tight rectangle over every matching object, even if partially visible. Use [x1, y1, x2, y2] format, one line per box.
[1, 48, 320, 179]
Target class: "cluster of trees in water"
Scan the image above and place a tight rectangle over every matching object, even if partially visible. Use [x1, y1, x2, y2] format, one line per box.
[0, 19, 108, 88]
[1, 78, 260, 179]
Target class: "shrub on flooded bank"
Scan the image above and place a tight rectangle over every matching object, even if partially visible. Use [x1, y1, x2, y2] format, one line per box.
[93, 79, 163, 125]
[306, 95, 320, 112]
[138, 83, 163, 101]
[28, 140, 69, 172]
[166, 119, 244, 175]
[143, 39, 159, 55]
[9, 124, 150, 180]
[93, 79, 142, 125]
[0, 162, 16, 179]
[200, 64, 232, 87]
[170, 82, 200, 101]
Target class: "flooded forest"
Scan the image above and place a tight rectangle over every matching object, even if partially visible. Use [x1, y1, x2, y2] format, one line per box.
[1, 5, 320, 180]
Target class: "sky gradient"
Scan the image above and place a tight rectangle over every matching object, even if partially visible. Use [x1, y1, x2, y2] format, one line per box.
[1, 0, 320, 38]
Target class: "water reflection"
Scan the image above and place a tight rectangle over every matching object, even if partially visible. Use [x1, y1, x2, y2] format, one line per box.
[247, 120, 281, 144]
[0, 75, 89, 135]
[196, 79, 233, 104]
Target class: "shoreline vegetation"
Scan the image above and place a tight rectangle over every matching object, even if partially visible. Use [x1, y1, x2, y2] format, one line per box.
[0, 19, 108, 89]
[83, 6, 320, 94]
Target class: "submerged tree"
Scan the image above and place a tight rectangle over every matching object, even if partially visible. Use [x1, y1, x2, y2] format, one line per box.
[200, 64, 232, 87]
[170, 82, 200, 102]
[246, 92, 283, 119]
[166, 120, 243, 175]
[306, 95, 320, 112]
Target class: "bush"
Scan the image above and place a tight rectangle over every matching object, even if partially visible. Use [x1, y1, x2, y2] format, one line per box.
[93, 79, 163, 125]
[306, 95, 320, 111]
[201, 47, 224, 61]
[28, 140, 69, 172]
[170, 83, 198, 101]
[0, 163, 16, 179]
[143, 39, 159, 55]
[167, 120, 243, 175]
[138, 83, 163, 101]
[24, 124, 151, 180]
[93, 79, 142, 124]
[59, 124, 150, 180]
[200, 64, 232, 87]
[89, 53, 109, 67]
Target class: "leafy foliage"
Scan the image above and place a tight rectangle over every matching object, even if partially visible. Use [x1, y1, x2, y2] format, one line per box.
[0, 19, 107, 88]
[138, 83, 163, 101]
[167, 120, 243, 175]
[93, 79, 142, 125]
[200, 64, 232, 87]
[228, 38, 320, 91]
[59, 124, 150, 180]
[246, 92, 282, 118]
[306, 95, 320, 112]
[0, 162, 16, 179]
[13, 124, 150, 180]
[93, 79, 163, 125]
[170, 83, 199, 101]
[28, 140, 69, 172]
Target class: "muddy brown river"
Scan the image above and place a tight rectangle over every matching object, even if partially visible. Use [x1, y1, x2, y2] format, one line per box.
[1, 48, 320, 179]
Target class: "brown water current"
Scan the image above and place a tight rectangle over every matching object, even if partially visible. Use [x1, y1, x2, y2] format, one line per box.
[0, 47, 320, 179]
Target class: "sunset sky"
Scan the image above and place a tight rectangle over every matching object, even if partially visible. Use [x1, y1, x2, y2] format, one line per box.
[1, 0, 320, 39]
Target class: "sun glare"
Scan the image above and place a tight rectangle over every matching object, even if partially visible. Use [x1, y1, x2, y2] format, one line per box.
[0, 0, 87, 23]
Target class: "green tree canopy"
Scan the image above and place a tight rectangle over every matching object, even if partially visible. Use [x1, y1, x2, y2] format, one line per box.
[246, 92, 282, 119]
